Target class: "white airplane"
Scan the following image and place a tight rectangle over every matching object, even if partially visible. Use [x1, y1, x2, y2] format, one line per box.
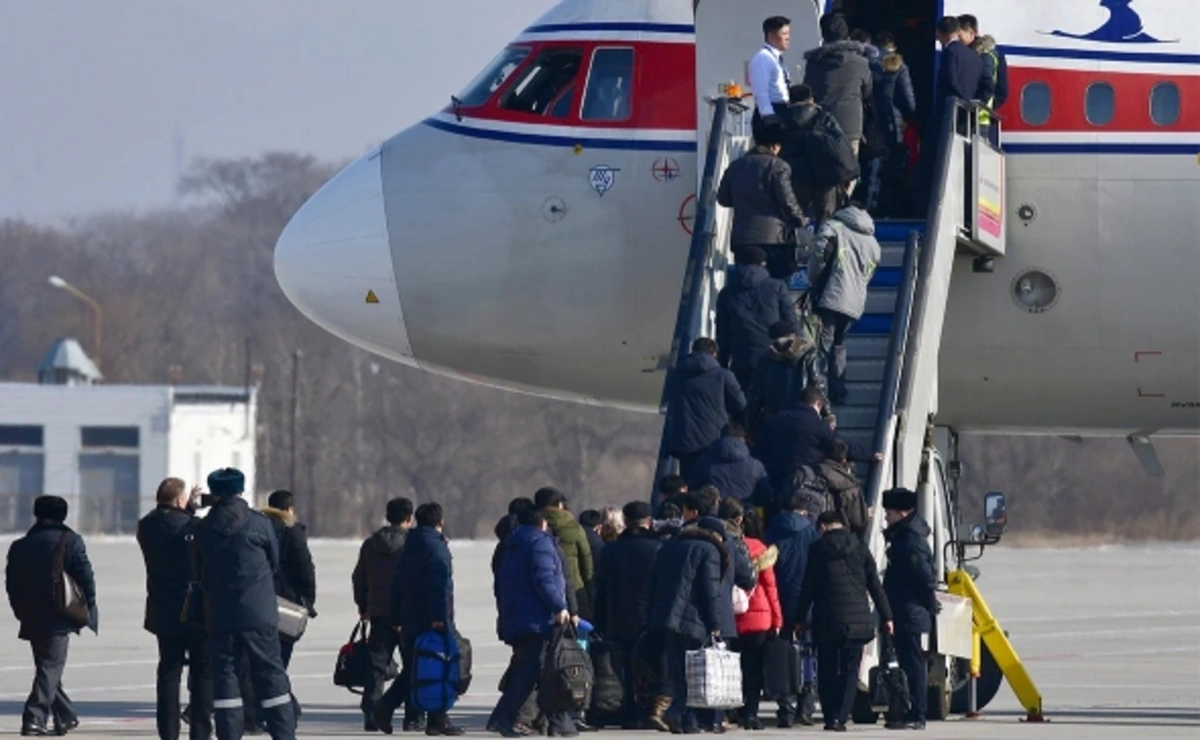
[274, 0, 1200, 443]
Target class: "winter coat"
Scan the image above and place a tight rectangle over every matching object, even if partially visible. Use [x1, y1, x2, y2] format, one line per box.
[585, 527, 606, 578]
[391, 525, 454, 633]
[883, 513, 937, 634]
[491, 514, 519, 575]
[795, 528, 892, 644]
[262, 507, 316, 609]
[6, 522, 98, 639]
[809, 205, 880, 320]
[802, 40, 873, 141]
[593, 526, 663, 644]
[756, 405, 872, 493]
[716, 264, 796, 382]
[352, 525, 406, 619]
[749, 338, 820, 423]
[716, 146, 808, 247]
[647, 525, 729, 642]
[779, 102, 859, 191]
[736, 537, 783, 635]
[543, 507, 593, 615]
[873, 52, 917, 145]
[495, 524, 569, 643]
[818, 461, 868, 536]
[137, 504, 200, 636]
[972, 36, 999, 107]
[704, 517, 759, 639]
[194, 497, 279, 634]
[935, 40, 984, 110]
[689, 436, 773, 506]
[665, 352, 747, 456]
[763, 511, 818, 627]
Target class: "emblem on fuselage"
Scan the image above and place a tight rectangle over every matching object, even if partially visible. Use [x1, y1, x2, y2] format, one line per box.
[588, 165, 620, 196]
[1045, 0, 1177, 44]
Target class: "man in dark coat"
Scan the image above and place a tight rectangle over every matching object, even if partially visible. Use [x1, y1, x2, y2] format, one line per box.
[762, 491, 819, 726]
[578, 509, 606, 574]
[665, 338, 747, 482]
[489, 508, 574, 738]
[756, 386, 878, 495]
[138, 478, 212, 740]
[688, 423, 773, 506]
[802, 14, 873, 154]
[819, 440, 868, 536]
[716, 123, 809, 280]
[192, 468, 295, 740]
[780, 84, 860, 224]
[882, 488, 937, 730]
[716, 246, 797, 390]
[593, 502, 665, 728]
[351, 497, 413, 731]
[795, 511, 893, 732]
[5, 495, 96, 736]
[748, 320, 821, 431]
[262, 490, 316, 669]
[933, 16, 984, 123]
[381, 503, 464, 736]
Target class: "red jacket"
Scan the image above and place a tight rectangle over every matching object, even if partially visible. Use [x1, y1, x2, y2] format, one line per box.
[736, 536, 783, 635]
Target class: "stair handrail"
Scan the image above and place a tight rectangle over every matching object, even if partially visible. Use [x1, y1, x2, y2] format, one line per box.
[651, 96, 733, 503]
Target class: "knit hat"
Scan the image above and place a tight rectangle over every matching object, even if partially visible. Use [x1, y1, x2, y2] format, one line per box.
[207, 468, 245, 497]
[882, 487, 918, 511]
[769, 320, 797, 339]
[623, 501, 653, 523]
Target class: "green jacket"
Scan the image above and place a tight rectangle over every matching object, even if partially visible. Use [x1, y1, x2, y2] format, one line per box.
[543, 507, 594, 594]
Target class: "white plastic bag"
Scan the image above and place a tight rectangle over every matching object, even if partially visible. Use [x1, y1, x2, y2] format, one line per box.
[686, 639, 743, 709]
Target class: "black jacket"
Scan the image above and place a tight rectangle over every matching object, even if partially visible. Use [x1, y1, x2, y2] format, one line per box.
[779, 101, 860, 191]
[593, 526, 663, 644]
[716, 146, 807, 248]
[802, 40, 873, 141]
[716, 264, 796, 381]
[666, 352, 747, 456]
[755, 405, 872, 492]
[883, 513, 937, 634]
[795, 528, 891, 644]
[352, 526, 407, 619]
[749, 338, 820, 424]
[763, 511, 818, 627]
[391, 525, 454, 633]
[935, 40, 985, 110]
[194, 497, 279, 634]
[585, 528, 605, 579]
[137, 504, 200, 636]
[689, 436, 773, 506]
[647, 525, 728, 642]
[873, 53, 917, 145]
[263, 507, 316, 609]
[6, 522, 98, 639]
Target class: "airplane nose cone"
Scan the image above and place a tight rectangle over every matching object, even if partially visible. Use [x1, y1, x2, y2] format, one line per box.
[274, 149, 413, 361]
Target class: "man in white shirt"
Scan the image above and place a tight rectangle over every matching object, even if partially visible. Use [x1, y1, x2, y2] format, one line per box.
[749, 16, 792, 141]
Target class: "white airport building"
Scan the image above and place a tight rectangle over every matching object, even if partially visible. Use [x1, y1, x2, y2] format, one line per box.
[0, 339, 256, 534]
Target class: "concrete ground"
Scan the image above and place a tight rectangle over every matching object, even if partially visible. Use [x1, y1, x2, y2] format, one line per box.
[1, 539, 1196, 738]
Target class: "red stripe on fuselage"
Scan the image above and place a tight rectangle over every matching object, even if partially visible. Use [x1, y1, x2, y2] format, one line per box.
[1004, 66, 1199, 132]
[445, 40, 696, 131]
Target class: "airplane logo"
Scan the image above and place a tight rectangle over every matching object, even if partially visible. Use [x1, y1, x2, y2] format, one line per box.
[589, 165, 620, 196]
[1047, 0, 1177, 44]
[652, 157, 681, 182]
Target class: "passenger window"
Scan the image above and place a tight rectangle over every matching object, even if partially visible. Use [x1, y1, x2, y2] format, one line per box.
[456, 46, 531, 107]
[1086, 82, 1115, 126]
[582, 48, 634, 121]
[1151, 82, 1180, 126]
[1021, 82, 1051, 126]
[500, 48, 584, 115]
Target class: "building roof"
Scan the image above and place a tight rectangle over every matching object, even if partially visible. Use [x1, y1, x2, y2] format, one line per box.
[173, 385, 254, 404]
[36, 338, 102, 382]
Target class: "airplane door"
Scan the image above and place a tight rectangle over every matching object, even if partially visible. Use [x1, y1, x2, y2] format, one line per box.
[694, 0, 822, 170]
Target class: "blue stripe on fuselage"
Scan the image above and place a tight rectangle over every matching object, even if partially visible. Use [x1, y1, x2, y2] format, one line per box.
[422, 118, 695, 152]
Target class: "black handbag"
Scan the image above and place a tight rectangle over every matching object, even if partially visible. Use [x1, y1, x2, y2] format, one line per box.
[334, 621, 397, 694]
[763, 636, 802, 699]
[868, 634, 911, 720]
[51, 533, 89, 629]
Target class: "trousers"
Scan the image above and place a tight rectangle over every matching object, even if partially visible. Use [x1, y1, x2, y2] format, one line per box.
[894, 631, 928, 722]
[157, 632, 213, 740]
[817, 309, 854, 402]
[24, 634, 77, 729]
[210, 628, 295, 740]
[816, 641, 863, 728]
[376, 632, 426, 726]
[489, 634, 570, 734]
[360, 617, 397, 716]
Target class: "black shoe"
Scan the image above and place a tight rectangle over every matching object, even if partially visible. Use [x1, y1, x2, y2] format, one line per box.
[492, 727, 527, 739]
[54, 718, 79, 735]
[404, 717, 428, 733]
[20, 722, 52, 737]
[743, 718, 764, 731]
[575, 720, 597, 732]
[824, 721, 847, 732]
[797, 714, 815, 727]
[374, 706, 395, 735]
[366, 714, 380, 732]
[427, 724, 466, 736]
[775, 715, 793, 730]
[904, 721, 926, 730]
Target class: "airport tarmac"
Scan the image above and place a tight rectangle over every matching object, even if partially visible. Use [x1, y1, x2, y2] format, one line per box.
[1, 539, 1196, 738]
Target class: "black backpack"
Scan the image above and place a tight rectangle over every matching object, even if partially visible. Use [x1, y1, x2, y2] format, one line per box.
[538, 624, 594, 714]
[806, 111, 861, 189]
[587, 638, 624, 714]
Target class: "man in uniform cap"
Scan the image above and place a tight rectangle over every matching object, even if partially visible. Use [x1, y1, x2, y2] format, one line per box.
[881, 487, 936, 730]
[194, 468, 296, 740]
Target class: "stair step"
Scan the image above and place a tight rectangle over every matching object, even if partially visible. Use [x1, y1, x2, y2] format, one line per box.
[842, 381, 883, 407]
[845, 358, 887, 383]
[838, 427, 875, 452]
[826, 405, 878, 430]
[865, 289, 898, 315]
[842, 335, 890, 359]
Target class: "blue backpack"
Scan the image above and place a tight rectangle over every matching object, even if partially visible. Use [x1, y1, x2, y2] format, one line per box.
[411, 630, 461, 713]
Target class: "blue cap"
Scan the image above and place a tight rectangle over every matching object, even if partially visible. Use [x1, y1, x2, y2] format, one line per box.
[207, 468, 245, 497]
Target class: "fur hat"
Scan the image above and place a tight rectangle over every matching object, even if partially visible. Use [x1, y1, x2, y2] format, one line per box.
[207, 468, 245, 498]
[882, 487, 918, 511]
[769, 320, 797, 339]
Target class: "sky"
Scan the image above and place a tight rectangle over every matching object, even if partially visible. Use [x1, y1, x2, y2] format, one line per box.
[0, 0, 557, 222]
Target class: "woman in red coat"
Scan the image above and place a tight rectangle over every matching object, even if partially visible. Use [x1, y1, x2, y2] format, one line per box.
[727, 503, 783, 729]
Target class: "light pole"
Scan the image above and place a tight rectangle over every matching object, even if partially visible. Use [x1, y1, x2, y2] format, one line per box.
[48, 275, 103, 368]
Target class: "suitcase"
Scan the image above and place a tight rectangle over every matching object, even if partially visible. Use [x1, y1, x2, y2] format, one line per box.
[763, 637, 802, 699]
[685, 639, 743, 709]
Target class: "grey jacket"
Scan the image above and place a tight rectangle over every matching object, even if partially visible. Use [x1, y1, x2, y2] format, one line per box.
[802, 40, 873, 141]
[808, 205, 880, 320]
[717, 146, 808, 247]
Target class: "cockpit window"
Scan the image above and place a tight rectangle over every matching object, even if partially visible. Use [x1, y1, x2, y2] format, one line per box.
[582, 48, 634, 121]
[500, 48, 584, 115]
[455, 46, 531, 107]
